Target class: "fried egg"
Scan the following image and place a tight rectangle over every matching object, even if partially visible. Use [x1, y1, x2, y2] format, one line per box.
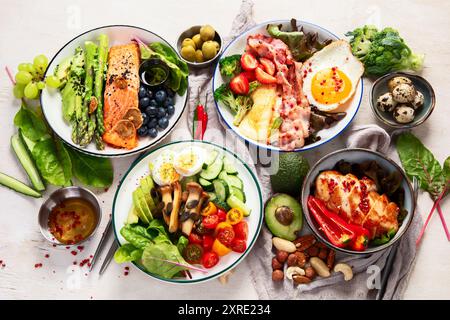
[301, 40, 364, 112]
[173, 146, 205, 177]
[151, 150, 180, 186]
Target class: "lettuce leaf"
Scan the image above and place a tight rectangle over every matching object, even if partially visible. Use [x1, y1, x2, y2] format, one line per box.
[114, 243, 143, 263]
[141, 242, 187, 279]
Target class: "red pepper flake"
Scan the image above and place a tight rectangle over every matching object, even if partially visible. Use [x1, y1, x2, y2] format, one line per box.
[52, 244, 57, 247]
[71, 250, 77, 256]
[45, 254, 50, 258]
[124, 271, 129, 276]
[77, 246, 84, 252]
[79, 258, 91, 267]
[89, 255, 93, 258]
[125, 266, 129, 270]
[73, 261, 77, 265]
[34, 263, 43, 268]
[104, 187, 109, 192]
[66, 246, 70, 249]
[308, 68, 312, 73]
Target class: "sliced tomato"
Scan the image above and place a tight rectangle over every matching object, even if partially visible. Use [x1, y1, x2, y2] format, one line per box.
[212, 239, 232, 256]
[216, 226, 235, 247]
[188, 232, 203, 245]
[183, 244, 203, 264]
[231, 238, 247, 253]
[229, 74, 249, 95]
[226, 208, 244, 225]
[241, 70, 256, 82]
[255, 67, 277, 84]
[202, 234, 214, 251]
[240, 53, 258, 71]
[217, 208, 227, 222]
[202, 251, 219, 269]
[259, 58, 276, 76]
[201, 202, 217, 216]
[202, 214, 219, 229]
[233, 221, 248, 240]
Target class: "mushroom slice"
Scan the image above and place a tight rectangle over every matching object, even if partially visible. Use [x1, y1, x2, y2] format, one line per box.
[169, 181, 182, 233]
[112, 119, 136, 138]
[181, 191, 209, 236]
[123, 108, 143, 129]
[159, 184, 173, 226]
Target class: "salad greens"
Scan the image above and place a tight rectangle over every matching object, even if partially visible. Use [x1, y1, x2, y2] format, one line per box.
[142, 242, 188, 279]
[219, 54, 241, 77]
[346, 25, 424, 76]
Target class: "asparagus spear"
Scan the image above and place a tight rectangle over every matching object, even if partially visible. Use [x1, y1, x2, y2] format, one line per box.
[94, 34, 109, 136]
[68, 47, 85, 144]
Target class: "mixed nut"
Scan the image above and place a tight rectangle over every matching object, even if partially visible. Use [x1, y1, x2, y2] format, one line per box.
[271, 234, 353, 285]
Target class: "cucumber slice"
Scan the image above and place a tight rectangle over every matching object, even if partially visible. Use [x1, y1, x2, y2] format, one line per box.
[227, 195, 251, 216]
[230, 186, 246, 203]
[213, 179, 229, 201]
[200, 156, 223, 181]
[199, 177, 213, 191]
[126, 206, 139, 224]
[219, 171, 243, 190]
[211, 198, 231, 211]
[223, 157, 238, 175]
[0, 172, 41, 198]
[203, 150, 219, 169]
[11, 133, 45, 191]
[19, 129, 36, 153]
[207, 192, 217, 201]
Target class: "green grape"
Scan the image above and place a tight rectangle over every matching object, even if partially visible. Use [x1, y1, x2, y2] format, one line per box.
[18, 63, 29, 72]
[45, 75, 61, 88]
[37, 81, 46, 90]
[15, 71, 33, 85]
[33, 54, 49, 75]
[13, 83, 25, 99]
[24, 82, 39, 99]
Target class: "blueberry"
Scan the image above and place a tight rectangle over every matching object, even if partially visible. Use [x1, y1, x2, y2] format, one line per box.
[166, 88, 175, 97]
[158, 117, 169, 129]
[164, 96, 174, 107]
[148, 128, 158, 138]
[141, 112, 149, 125]
[147, 118, 158, 129]
[137, 125, 148, 137]
[145, 106, 158, 117]
[139, 86, 147, 99]
[147, 90, 153, 99]
[139, 97, 150, 108]
[155, 90, 167, 104]
[149, 99, 158, 107]
[157, 107, 167, 118]
[166, 105, 175, 116]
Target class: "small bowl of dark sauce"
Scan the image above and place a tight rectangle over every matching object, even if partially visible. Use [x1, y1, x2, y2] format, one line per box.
[139, 58, 170, 87]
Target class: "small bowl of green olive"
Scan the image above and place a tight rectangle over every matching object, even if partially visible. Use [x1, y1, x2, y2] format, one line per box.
[177, 24, 222, 69]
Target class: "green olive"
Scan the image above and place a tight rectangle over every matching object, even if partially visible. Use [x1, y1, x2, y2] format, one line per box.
[211, 41, 220, 52]
[181, 45, 196, 62]
[202, 41, 217, 60]
[195, 50, 204, 63]
[182, 38, 196, 49]
[192, 34, 203, 49]
[200, 25, 215, 41]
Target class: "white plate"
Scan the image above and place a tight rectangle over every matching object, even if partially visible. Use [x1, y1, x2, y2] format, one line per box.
[112, 140, 264, 284]
[40, 25, 188, 157]
[212, 20, 363, 152]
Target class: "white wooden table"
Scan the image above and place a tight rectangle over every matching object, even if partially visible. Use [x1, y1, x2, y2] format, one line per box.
[0, 0, 449, 299]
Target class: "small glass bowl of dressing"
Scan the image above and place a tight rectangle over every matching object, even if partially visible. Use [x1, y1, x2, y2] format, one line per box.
[139, 58, 170, 87]
[38, 187, 102, 246]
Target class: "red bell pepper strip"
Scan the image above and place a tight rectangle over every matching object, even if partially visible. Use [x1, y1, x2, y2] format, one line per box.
[307, 196, 354, 247]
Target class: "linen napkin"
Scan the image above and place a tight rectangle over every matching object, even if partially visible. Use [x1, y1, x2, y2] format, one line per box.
[184, 0, 421, 300]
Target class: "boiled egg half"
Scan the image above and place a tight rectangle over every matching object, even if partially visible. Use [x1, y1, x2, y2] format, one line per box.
[173, 146, 205, 177]
[151, 150, 180, 186]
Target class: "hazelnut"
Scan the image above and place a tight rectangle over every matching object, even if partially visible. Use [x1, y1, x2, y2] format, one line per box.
[287, 253, 298, 267]
[272, 270, 284, 281]
[294, 251, 307, 267]
[276, 250, 289, 263]
[305, 266, 316, 279]
[272, 257, 283, 270]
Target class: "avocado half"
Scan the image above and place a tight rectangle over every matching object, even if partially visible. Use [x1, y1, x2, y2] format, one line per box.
[264, 193, 303, 241]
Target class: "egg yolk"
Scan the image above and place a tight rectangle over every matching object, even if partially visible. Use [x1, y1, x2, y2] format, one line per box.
[175, 153, 198, 174]
[158, 163, 179, 183]
[311, 67, 352, 105]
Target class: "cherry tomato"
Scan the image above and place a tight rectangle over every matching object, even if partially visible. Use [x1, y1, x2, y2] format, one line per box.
[259, 58, 276, 76]
[202, 251, 219, 269]
[241, 70, 256, 82]
[183, 244, 203, 264]
[202, 234, 214, 251]
[201, 202, 217, 216]
[226, 208, 244, 225]
[217, 208, 227, 222]
[188, 232, 203, 245]
[202, 214, 219, 229]
[216, 226, 235, 247]
[229, 74, 249, 95]
[233, 220, 248, 240]
[255, 67, 277, 84]
[212, 239, 232, 256]
[240, 53, 258, 71]
[196, 222, 213, 235]
[231, 238, 247, 253]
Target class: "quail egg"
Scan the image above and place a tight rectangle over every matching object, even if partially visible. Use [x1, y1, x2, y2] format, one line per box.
[388, 76, 412, 92]
[393, 104, 415, 124]
[392, 83, 416, 103]
[411, 91, 424, 109]
[377, 92, 397, 112]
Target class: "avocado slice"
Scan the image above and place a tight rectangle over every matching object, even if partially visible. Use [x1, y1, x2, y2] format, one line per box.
[126, 205, 139, 224]
[139, 176, 156, 211]
[132, 190, 150, 224]
[133, 188, 153, 221]
[265, 193, 303, 241]
[146, 175, 160, 206]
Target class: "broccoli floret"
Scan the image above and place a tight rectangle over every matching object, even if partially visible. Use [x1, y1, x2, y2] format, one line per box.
[345, 25, 378, 58]
[219, 55, 241, 77]
[233, 95, 253, 126]
[214, 84, 238, 113]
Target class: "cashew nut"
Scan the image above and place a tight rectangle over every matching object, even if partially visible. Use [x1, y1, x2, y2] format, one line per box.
[285, 266, 305, 280]
[309, 257, 331, 277]
[333, 263, 353, 281]
[272, 237, 296, 253]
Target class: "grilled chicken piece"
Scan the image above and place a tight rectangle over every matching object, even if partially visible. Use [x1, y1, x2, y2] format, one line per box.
[315, 170, 399, 238]
[102, 43, 140, 149]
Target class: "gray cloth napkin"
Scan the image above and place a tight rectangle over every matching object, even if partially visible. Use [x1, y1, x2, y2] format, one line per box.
[185, 0, 421, 300]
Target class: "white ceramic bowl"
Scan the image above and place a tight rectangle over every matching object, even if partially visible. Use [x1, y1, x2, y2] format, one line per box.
[41, 25, 188, 157]
[212, 20, 363, 152]
[112, 140, 264, 284]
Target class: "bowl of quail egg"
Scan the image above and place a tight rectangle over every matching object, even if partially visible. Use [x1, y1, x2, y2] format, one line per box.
[370, 72, 435, 128]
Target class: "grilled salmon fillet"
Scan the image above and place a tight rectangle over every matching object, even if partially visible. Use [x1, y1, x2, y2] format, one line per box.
[102, 43, 140, 149]
[315, 170, 399, 239]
